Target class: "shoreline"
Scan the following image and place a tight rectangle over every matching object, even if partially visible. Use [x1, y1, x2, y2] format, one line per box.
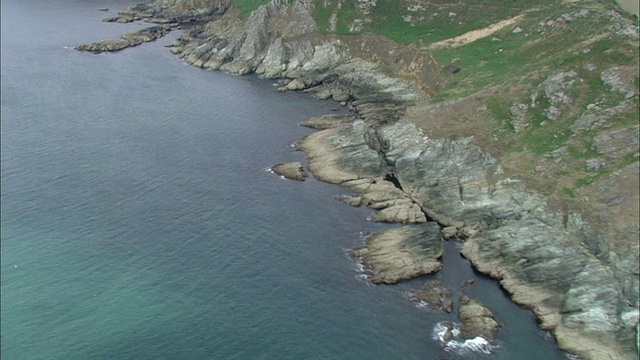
[80, 1, 639, 359]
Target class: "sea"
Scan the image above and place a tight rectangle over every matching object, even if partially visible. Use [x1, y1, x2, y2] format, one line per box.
[0, 0, 574, 359]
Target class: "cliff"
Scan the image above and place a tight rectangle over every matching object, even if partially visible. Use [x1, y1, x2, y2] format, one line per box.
[80, 0, 639, 358]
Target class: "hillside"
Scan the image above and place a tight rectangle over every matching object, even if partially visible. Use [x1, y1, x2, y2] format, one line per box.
[78, 0, 639, 358]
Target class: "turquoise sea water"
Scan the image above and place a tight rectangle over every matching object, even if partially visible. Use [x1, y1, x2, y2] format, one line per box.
[1, 1, 572, 359]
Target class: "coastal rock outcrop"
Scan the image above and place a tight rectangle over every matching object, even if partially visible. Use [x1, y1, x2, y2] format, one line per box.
[300, 116, 637, 359]
[102, 0, 228, 24]
[351, 223, 443, 285]
[300, 114, 356, 130]
[75, 25, 171, 53]
[271, 162, 307, 181]
[458, 296, 499, 341]
[414, 280, 453, 313]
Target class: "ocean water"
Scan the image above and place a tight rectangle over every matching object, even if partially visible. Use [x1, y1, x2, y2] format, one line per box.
[1, 1, 572, 359]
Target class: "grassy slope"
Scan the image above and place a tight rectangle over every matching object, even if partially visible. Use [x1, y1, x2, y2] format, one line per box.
[231, 0, 638, 221]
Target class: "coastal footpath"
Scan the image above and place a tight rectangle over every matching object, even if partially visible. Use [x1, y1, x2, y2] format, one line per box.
[77, 0, 639, 358]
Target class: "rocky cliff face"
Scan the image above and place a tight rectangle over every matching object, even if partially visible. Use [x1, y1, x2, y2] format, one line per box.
[91, 1, 639, 358]
[300, 113, 637, 360]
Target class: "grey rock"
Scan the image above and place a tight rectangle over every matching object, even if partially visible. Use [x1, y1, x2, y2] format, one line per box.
[546, 146, 568, 158]
[271, 162, 307, 181]
[593, 125, 639, 158]
[75, 25, 170, 53]
[509, 103, 529, 132]
[415, 280, 453, 312]
[541, 71, 577, 104]
[458, 296, 499, 341]
[586, 159, 605, 172]
[351, 223, 444, 284]
[300, 114, 356, 129]
[543, 105, 561, 120]
[461, 279, 475, 288]
[442, 226, 458, 239]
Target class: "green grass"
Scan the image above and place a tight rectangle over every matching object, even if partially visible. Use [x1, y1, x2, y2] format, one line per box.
[233, 0, 271, 18]
[561, 187, 577, 198]
[312, 0, 335, 32]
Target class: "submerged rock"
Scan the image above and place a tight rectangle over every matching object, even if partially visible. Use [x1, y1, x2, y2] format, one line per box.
[415, 280, 453, 312]
[351, 223, 443, 284]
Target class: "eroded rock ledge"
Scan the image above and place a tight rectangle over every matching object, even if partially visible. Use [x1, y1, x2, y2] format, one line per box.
[351, 223, 443, 284]
[271, 162, 307, 181]
[75, 25, 172, 53]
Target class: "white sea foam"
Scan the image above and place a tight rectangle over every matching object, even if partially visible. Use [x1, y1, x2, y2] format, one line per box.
[564, 354, 582, 360]
[433, 321, 498, 355]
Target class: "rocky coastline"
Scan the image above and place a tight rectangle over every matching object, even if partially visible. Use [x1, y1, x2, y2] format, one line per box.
[80, 1, 639, 359]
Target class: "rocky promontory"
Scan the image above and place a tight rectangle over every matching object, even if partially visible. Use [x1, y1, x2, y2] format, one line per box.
[271, 162, 307, 181]
[351, 223, 443, 284]
[88, 1, 639, 359]
[75, 25, 172, 53]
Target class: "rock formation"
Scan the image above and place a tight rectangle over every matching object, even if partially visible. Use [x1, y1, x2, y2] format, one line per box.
[271, 162, 307, 181]
[81, 1, 639, 359]
[351, 223, 443, 284]
[415, 280, 454, 313]
[458, 296, 499, 341]
[75, 25, 172, 53]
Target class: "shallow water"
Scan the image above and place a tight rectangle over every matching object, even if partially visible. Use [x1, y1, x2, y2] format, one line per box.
[1, 1, 571, 359]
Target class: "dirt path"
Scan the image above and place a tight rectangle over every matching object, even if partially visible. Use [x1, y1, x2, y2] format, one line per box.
[426, 15, 524, 49]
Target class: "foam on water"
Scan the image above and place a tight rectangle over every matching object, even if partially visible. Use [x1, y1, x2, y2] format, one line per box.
[433, 321, 499, 355]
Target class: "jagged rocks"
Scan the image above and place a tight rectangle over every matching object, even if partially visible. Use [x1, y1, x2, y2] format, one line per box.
[539, 70, 578, 120]
[300, 114, 355, 130]
[341, 177, 427, 224]
[301, 113, 636, 358]
[592, 125, 640, 158]
[351, 223, 444, 284]
[75, 25, 171, 53]
[297, 120, 386, 184]
[103, 0, 224, 24]
[508, 102, 528, 133]
[271, 162, 307, 181]
[415, 280, 453, 312]
[458, 296, 499, 341]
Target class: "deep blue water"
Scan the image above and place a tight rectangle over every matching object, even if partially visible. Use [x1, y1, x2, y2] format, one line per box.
[1, 1, 572, 359]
